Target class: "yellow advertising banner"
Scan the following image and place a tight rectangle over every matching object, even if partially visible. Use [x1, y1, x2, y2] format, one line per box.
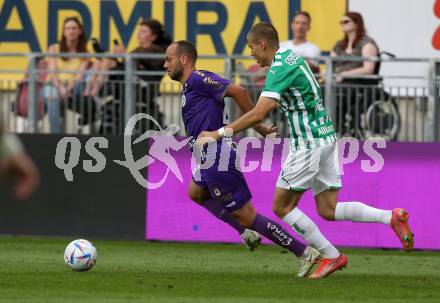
[0, 0, 346, 82]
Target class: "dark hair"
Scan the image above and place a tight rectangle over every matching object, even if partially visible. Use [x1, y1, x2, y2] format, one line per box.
[174, 40, 198, 64]
[248, 22, 279, 48]
[292, 11, 311, 24]
[340, 11, 367, 49]
[59, 16, 87, 60]
[139, 19, 172, 50]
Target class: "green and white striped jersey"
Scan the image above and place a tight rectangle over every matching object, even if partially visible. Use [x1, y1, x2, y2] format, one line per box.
[261, 48, 337, 150]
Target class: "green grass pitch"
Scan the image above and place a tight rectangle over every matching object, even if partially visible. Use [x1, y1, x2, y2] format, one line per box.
[0, 236, 439, 303]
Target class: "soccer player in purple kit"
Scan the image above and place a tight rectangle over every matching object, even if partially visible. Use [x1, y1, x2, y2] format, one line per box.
[164, 40, 329, 278]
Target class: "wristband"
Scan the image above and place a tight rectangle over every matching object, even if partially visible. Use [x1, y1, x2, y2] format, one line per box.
[0, 134, 24, 159]
[218, 127, 233, 138]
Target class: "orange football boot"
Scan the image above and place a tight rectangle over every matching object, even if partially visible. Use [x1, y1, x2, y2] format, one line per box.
[308, 254, 348, 279]
[390, 208, 414, 251]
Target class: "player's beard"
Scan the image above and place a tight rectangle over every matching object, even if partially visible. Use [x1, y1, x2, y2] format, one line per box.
[169, 66, 183, 82]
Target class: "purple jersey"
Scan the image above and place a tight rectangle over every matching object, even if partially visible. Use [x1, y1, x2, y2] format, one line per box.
[182, 70, 252, 210]
[181, 70, 231, 139]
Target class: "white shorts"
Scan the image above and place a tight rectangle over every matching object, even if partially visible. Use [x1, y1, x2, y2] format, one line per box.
[276, 143, 342, 196]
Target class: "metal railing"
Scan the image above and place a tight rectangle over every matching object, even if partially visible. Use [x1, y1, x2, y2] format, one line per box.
[230, 55, 440, 142]
[0, 52, 439, 142]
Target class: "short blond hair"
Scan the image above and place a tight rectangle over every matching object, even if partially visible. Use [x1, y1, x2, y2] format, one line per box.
[248, 22, 279, 48]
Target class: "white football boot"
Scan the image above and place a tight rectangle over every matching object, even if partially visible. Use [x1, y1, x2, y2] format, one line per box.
[297, 246, 321, 278]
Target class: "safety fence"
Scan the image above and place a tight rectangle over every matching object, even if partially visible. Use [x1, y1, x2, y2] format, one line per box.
[0, 52, 439, 142]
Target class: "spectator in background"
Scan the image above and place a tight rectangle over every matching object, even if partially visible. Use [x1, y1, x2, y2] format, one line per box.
[250, 11, 320, 86]
[280, 11, 321, 72]
[331, 12, 380, 138]
[42, 16, 90, 133]
[331, 11, 379, 83]
[84, 19, 171, 97]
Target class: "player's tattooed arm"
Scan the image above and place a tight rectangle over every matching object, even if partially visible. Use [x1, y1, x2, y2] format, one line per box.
[225, 84, 276, 137]
[225, 83, 254, 113]
[225, 96, 278, 136]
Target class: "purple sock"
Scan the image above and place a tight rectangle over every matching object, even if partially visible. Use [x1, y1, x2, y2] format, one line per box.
[201, 199, 245, 235]
[252, 213, 307, 257]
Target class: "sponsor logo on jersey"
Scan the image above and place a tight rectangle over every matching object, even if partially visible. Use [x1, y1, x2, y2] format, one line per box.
[224, 201, 237, 208]
[203, 76, 223, 90]
[285, 51, 299, 65]
[194, 71, 206, 77]
[317, 125, 334, 136]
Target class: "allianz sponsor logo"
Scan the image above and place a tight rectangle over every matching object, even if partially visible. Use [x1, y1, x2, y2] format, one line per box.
[317, 125, 334, 136]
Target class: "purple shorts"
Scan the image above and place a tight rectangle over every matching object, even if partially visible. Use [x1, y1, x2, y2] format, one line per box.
[192, 141, 252, 212]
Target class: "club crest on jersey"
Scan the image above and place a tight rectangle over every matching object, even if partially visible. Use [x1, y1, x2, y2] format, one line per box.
[181, 94, 187, 107]
[213, 187, 222, 197]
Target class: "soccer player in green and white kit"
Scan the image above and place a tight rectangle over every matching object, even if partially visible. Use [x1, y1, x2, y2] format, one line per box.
[198, 22, 414, 279]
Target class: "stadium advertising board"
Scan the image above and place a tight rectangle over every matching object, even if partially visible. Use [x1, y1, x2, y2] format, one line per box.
[0, 0, 346, 80]
[147, 141, 440, 250]
[0, 134, 146, 239]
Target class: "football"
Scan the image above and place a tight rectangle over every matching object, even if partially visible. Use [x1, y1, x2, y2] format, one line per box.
[64, 239, 97, 271]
